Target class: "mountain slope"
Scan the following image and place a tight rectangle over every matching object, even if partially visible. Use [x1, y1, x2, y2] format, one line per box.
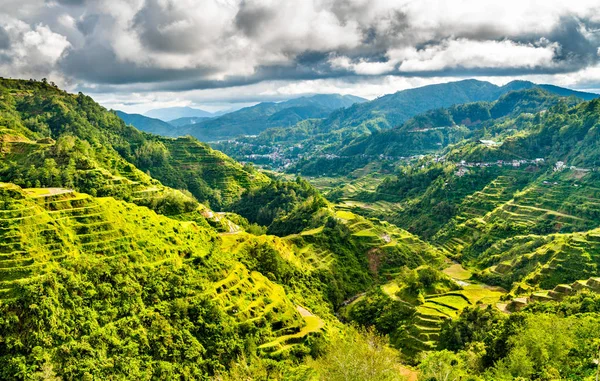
[339, 88, 580, 158]
[168, 116, 210, 127]
[0, 78, 344, 378]
[116, 110, 177, 136]
[321, 79, 510, 132]
[179, 94, 366, 141]
[145, 106, 214, 121]
[0, 78, 270, 211]
[0, 77, 449, 379]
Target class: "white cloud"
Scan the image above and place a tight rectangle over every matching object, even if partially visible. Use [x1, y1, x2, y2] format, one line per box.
[395, 39, 560, 72]
[0, 15, 71, 83]
[329, 55, 397, 75]
[1, 0, 600, 111]
[329, 39, 561, 75]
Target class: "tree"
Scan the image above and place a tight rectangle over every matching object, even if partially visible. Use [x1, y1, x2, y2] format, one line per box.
[418, 350, 468, 381]
[308, 328, 407, 381]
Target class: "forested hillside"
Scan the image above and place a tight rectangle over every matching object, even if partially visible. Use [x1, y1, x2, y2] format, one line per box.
[177, 94, 366, 141]
[0, 78, 435, 380]
[214, 80, 598, 174]
[2, 77, 600, 380]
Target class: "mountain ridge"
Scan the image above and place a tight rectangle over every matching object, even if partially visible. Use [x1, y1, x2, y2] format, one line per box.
[144, 106, 214, 121]
[178, 93, 367, 141]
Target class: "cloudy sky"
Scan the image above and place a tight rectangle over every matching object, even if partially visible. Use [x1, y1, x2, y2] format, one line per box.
[1, 0, 600, 113]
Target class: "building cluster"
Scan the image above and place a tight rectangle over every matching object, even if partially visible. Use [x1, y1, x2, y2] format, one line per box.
[454, 158, 546, 177]
[553, 161, 593, 173]
[457, 158, 545, 169]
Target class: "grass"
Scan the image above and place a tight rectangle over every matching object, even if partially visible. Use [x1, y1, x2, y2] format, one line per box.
[334, 210, 356, 220]
[300, 226, 324, 235]
[352, 228, 379, 237]
[426, 295, 470, 310]
[460, 285, 505, 305]
[442, 263, 472, 280]
[381, 282, 401, 300]
[258, 305, 325, 351]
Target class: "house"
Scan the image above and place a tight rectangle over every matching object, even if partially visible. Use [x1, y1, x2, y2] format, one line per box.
[478, 139, 499, 147]
[455, 167, 469, 177]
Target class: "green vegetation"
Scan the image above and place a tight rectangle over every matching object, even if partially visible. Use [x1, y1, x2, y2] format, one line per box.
[179, 94, 365, 141]
[431, 295, 600, 380]
[3, 76, 600, 380]
[116, 110, 176, 136]
[0, 78, 405, 379]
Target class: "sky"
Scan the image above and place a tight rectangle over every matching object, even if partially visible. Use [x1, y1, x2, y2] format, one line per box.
[1, 0, 599, 114]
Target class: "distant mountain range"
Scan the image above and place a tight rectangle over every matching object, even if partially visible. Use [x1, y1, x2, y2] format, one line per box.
[115, 111, 176, 136]
[116, 111, 215, 135]
[168, 116, 211, 127]
[177, 94, 367, 141]
[315, 80, 555, 134]
[117, 94, 366, 138]
[211, 79, 599, 175]
[144, 106, 214, 121]
[118, 82, 598, 147]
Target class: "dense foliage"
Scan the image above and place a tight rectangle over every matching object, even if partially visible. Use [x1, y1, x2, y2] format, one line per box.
[3, 76, 600, 380]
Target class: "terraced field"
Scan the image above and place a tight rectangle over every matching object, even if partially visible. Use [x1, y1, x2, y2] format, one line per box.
[209, 262, 311, 353]
[459, 175, 528, 219]
[258, 305, 324, 356]
[379, 263, 505, 352]
[216, 232, 329, 355]
[436, 173, 600, 258]
[502, 276, 600, 311]
[0, 182, 329, 356]
[343, 210, 444, 274]
[0, 183, 219, 301]
[221, 231, 330, 272]
[157, 136, 271, 206]
[435, 174, 532, 254]
[477, 228, 600, 291]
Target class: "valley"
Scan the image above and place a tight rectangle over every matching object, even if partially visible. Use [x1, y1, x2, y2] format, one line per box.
[5, 1, 600, 379]
[1, 77, 600, 380]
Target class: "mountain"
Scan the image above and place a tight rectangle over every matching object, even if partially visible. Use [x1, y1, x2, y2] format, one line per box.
[144, 106, 214, 121]
[217, 80, 598, 174]
[0, 77, 442, 379]
[168, 116, 211, 127]
[538, 84, 600, 101]
[299, 79, 598, 135]
[179, 94, 366, 141]
[3, 77, 600, 380]
[337, 88, 580, 159]
[116, 110, 177, 136]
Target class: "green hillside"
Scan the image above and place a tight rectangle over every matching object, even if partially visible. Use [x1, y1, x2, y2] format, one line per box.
[0, 77, 435, 379]
[116, 111, 177, 136]
[3, 77, 600, 380]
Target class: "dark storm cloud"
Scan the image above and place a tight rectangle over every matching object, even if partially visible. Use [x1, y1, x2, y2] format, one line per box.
[133, 0, 206, 54]
[0, 26, 10, 50]
[547, 17, 600, 68]
[235, 0, 276, 37]
[76, 14, 99, 36]
[56, 0, 86, 5]
[60, 43, 217, 85]
[2, 0, 600, 98]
